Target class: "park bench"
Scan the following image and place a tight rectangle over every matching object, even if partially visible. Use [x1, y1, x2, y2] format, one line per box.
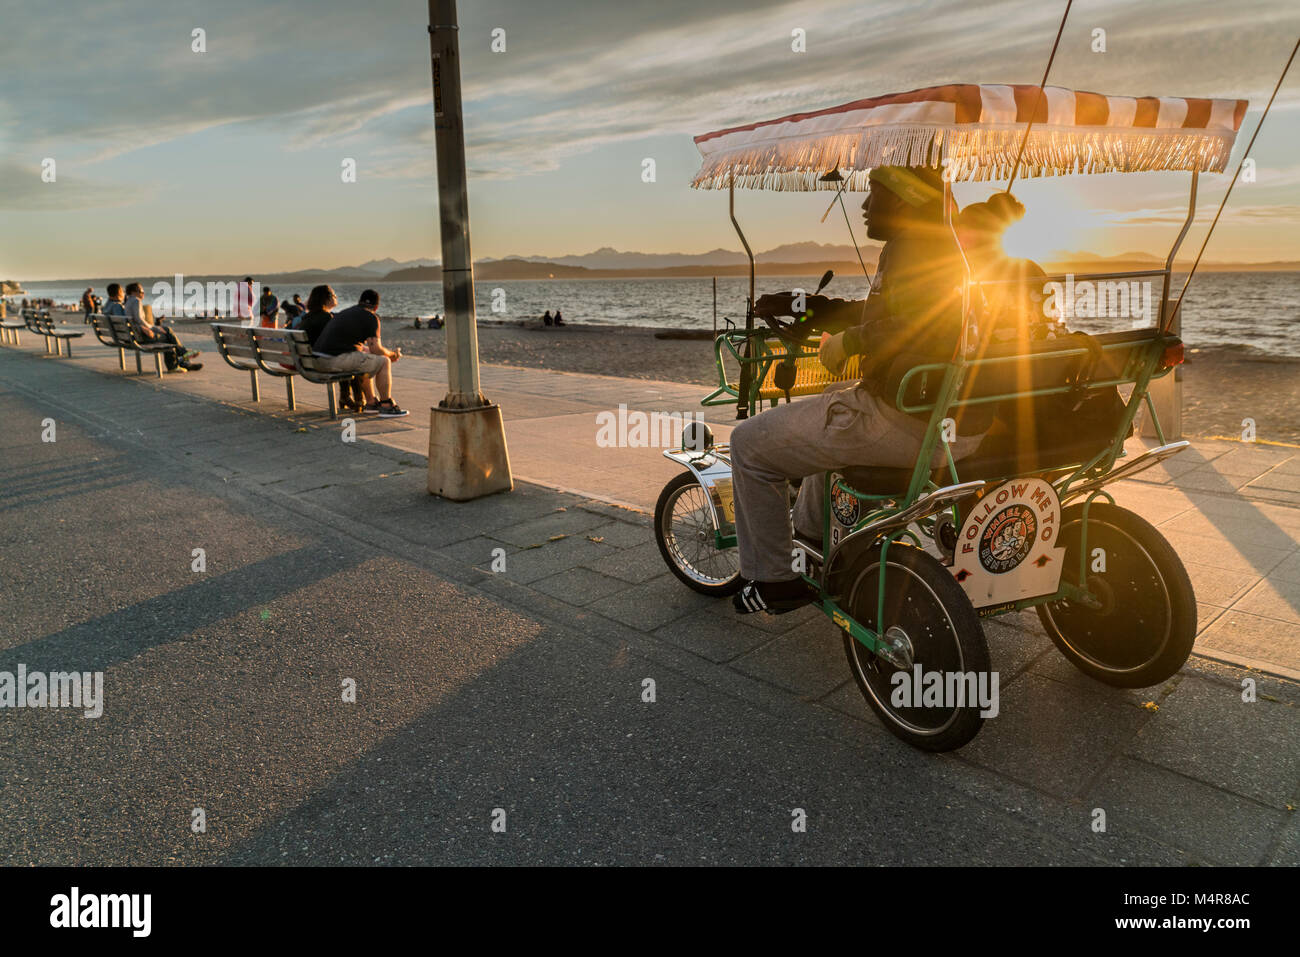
[0, 311, 25, 345]
[88, 313, 132, 370]
[23, 309, 86, 356]
[89, 313, 174, 378]
[210, 323, 355, 418]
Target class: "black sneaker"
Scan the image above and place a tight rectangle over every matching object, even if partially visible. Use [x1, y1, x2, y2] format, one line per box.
[732, 578, 816, 615]
[180, 360, 202, 371]
[376, 400, 409, 418]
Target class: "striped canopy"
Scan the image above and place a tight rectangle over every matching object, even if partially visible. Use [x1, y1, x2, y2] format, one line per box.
[692, 83, 1248, 190]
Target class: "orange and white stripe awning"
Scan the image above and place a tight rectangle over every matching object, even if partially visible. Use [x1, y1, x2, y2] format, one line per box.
[692, 83, 1248, 190]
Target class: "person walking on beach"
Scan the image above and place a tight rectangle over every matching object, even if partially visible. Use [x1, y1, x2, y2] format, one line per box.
[124, 281, 202, 373]
[313, 289, 408, 417]
[81, 288, 95, 322]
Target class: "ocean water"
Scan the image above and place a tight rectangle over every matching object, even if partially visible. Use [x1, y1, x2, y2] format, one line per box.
[12, 271, 1299, 356]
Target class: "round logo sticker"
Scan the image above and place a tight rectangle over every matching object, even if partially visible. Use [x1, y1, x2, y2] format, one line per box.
[978, 504, 1037, 574]
[831, 482, 860, 528]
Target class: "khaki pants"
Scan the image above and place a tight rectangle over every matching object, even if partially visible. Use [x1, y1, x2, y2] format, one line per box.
[728, 383, 983, 582]
[314, 350, 388, 376]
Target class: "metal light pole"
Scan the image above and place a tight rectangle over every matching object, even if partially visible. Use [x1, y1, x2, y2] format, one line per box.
[426, 0, 512, 500]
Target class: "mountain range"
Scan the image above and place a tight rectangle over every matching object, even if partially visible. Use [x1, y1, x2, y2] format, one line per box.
[296, 243, 1295, 281]
[26, 246, 1296, 288]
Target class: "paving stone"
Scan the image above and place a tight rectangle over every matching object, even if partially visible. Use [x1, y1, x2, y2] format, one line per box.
[959, 673, 1150, 800]
[653, 612, 776, 663]
[1171, 468, 1254, 493]
[1086, 757, 1285, 865]
[704, 595, 822, 634]
[595, 574, 717, 630]
[491, 535, 618, 585]
[1181, 559, 1261, 607]
[1162, 509, 1300, 552]
[1267, 812, 1300, 865]
[1232, 577, 1300, 626]
[437, 535, 517, 570]
[1270, 551, 1300, 584]
[816, 679, 880, 725]
[1158, 529, 1291, 577]
[530, 568, 631, 606]
[728, 620, 846, 699]
[983, 614, 1054, 683]
[579, 519, 652, 549]
[1124, 675, 1300, 807]
[581, 540, 670, 584]
[1196, 610, 1300, 681]
[491, 508, 612, 547]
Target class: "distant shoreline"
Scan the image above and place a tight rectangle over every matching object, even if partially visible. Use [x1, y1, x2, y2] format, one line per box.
[13, 260, 1300, 287]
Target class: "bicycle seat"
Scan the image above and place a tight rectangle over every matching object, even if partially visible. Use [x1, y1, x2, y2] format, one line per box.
[839, 465, 943, 495]
[837, 431, 1116, 496]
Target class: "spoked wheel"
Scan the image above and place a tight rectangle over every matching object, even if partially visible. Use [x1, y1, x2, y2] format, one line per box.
[654, 472, 741, 596]
[842, 544, 990, 752]
[1038, 502, 1196, 688]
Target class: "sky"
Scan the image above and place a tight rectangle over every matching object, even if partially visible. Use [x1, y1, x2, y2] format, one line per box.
[1, 0, 1297, 281]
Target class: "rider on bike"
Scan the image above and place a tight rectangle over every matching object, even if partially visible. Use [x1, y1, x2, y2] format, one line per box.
[730, 164, 992, 615]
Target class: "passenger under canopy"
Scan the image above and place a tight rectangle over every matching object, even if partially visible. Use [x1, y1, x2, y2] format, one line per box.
[691, 83, 1248, 189]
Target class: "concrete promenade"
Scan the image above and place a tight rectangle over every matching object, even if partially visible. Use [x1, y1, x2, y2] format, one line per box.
[0, 321, 1296, 865]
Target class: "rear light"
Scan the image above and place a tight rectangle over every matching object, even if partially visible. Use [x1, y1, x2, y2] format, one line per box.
[1160, 342, 1185, 368]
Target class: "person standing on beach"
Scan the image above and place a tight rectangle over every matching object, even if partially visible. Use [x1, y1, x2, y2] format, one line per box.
[313, 289, 407, 417]
[236, 277, 256, 326]
[259, 287, 280, 328]
[81, 288, 95, 322]
[124, 281, 202, 372]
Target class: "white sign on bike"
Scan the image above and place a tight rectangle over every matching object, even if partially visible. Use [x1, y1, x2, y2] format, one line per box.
[950, 478, 1065, 609]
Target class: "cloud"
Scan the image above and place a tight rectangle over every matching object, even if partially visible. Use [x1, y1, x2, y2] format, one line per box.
[7, 0, 1296, 184]
[1104, 203, 1300, 226]
[0, 160, 155, 212]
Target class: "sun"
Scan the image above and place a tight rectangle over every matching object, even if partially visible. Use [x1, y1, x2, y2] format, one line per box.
[1000, 204, 1067, 262]
[983, 189, 1094, 264]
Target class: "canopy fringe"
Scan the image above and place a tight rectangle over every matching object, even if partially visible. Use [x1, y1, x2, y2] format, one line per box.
[692, 125, 1234, 190]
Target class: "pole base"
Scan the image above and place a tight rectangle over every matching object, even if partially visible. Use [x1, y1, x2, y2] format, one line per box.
[428, 402, 513, 501]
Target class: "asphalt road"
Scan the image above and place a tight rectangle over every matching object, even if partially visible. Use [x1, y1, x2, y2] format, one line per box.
[1, 350, 1296, 865]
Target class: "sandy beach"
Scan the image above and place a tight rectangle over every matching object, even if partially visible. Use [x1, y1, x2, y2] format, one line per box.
[35, 306, 1296, 445]
[380, 318, 1300, 446]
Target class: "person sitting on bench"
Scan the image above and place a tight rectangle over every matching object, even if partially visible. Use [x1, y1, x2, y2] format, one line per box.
[124, 282, 202, 372]
[312, 289, 408, 417]
[102, 283, 126, 317]
[295, 284, 365, 413]
[729, 165, 991, 615]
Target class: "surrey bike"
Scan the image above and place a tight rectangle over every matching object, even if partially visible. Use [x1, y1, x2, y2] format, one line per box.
[654, 80, 1252, 751]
